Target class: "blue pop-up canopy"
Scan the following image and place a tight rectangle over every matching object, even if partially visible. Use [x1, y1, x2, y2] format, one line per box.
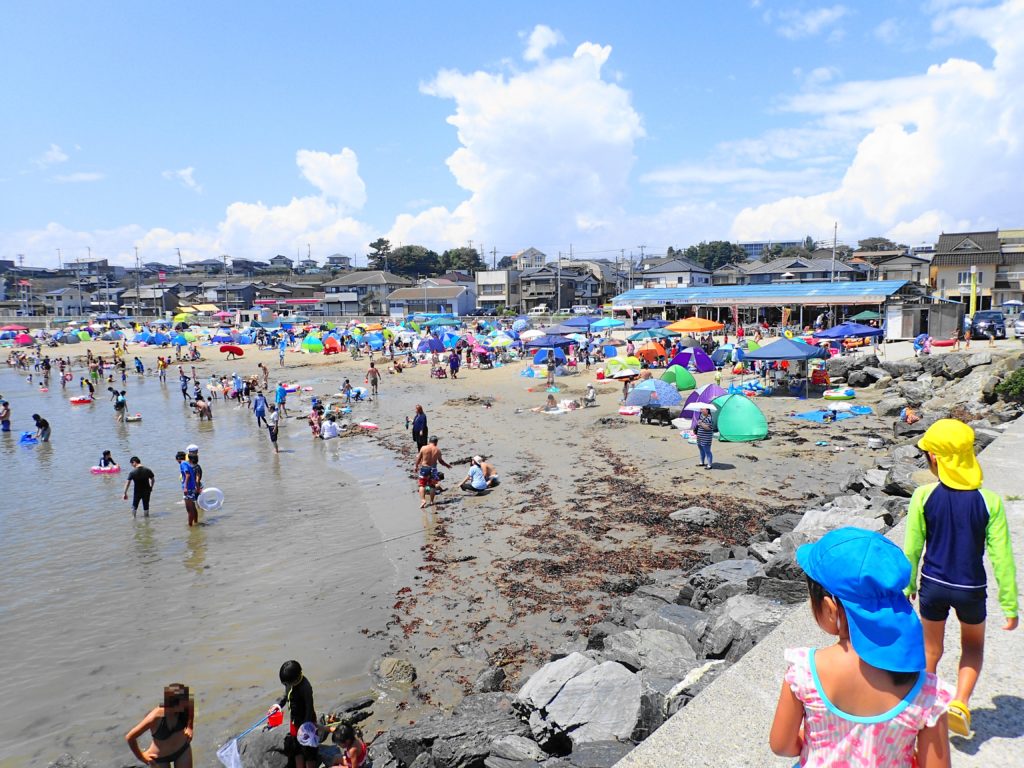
[743, 337, 829, 361]
[525, 334, 574, 348]
[813, 321, 883, 339]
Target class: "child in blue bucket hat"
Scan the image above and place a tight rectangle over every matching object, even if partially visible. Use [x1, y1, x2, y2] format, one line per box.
[771, 527, 952, 767]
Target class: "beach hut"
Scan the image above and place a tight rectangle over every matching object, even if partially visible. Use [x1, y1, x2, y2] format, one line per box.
[660, 365, 697, 392]
[627, 378, 683, 406]
[667, 347, 715, 373]
[710, 394, 768, 442]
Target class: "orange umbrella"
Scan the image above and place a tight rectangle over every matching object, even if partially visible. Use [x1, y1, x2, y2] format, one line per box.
[362, 323, 384, 331]
[636, 341, 666, 361]
[665, 317, 724, 333]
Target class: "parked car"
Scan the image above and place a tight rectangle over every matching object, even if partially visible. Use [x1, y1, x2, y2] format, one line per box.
[527, 305, 549, 316]
[1014, 315, 1024, 339]
[571, 305, 594, 315]
[971, 310, 1006, 339]
[475, 307, 498, 317]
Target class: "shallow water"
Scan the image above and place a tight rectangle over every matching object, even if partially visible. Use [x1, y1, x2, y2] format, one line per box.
[0, 365, 422, 766]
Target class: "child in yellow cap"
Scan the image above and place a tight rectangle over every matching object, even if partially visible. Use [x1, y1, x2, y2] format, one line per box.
[903, 419, 1019, 737]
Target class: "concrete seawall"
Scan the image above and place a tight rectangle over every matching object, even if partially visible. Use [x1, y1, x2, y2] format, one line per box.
[618, 416, 1024, 767]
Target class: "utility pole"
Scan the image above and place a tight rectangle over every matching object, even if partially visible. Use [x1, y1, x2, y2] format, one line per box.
[830, 222, 837, 283]
[222, 254, 230, 312]
[492, 247, 497, 270]
[176, 247, 183, 271]
[557, 251, 562, 312]
[76, 250, 85, 317]
[57, 248, 62, 270]
[134, 246, 141, 318]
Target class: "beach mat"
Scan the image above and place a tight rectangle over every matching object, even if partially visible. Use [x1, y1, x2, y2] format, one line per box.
[792, 411, 857, 423]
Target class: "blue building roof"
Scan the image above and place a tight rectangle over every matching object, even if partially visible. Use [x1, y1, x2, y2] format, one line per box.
[612, 280, 909, 307]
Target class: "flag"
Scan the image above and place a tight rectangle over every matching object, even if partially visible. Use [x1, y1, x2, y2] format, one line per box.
[18, 279, 31, 286]
[158, 271, 167, 282]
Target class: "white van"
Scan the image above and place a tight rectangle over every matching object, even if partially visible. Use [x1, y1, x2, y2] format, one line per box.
[527, 305, 549, 316]
[571, 305, 592, 315]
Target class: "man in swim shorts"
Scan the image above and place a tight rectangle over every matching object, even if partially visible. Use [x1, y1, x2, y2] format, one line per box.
[178, 447, 199, 527]
[414, 436, 451, 509]
[123, 456, 155, 518]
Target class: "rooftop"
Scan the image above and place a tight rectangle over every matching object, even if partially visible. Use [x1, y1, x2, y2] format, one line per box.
[613, 280, 910, 307]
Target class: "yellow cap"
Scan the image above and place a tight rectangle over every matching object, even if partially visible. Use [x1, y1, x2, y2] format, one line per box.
[917, 419, 982, 490]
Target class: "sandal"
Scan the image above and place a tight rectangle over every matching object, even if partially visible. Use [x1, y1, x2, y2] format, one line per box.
[947, 699, 971, 737]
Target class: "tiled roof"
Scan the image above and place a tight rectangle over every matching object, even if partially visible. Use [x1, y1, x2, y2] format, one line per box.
[613, 280, 909, 307]
[642, 258, 710, 274]
[388, 286, 466, 300]
[322, 270, 413, 287]
[932, 231, 1001, 265]
[742, 257, 856, 275]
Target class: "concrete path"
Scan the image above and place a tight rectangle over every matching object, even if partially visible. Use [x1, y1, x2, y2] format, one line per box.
[618, 416, 1024, 767]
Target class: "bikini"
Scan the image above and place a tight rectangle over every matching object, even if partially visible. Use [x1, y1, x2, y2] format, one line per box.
[150, 710, 191, 764]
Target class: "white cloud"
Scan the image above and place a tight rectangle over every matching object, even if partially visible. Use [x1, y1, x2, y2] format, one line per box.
[522, 24, 564, 62]
[730, 0, 1024, 244]
[162, 166, 203, 193]
[776, 5, 848, 39]
[295, 147, 366, 211]
[389, 37, 644, 250]
[34, 144, 69, 169]
[53, 172, 104, 183]
[874, 17, 901, 44]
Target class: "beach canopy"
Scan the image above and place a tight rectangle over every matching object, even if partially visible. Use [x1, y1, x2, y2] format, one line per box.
[519, 329, 544, 341]
[525, 334, 573, 348]
[848, 310, 882, 321]
[418, 337, 445, 353]
[628, 328, 677, 342]
[627, 378, 683, 406]
[813, 321, 884, 339]
[532, 347, 568, 364]
[667, 347, 716, 373]
[660, 365, 697, 392]
[711, 394, 769, 442]
[744, 337, 829, 361]
[666, 316, 724, 333]
[1, 324, 28, 331]
[633, 318, 671, 330]
[561, 315, 602, 328]
[591, 317, 625, 330]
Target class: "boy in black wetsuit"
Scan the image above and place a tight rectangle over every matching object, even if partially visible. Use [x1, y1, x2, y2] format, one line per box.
[269, 660, 317, 768]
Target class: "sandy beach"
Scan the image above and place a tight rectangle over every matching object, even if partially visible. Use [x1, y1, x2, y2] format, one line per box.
[6, 331, 1022, 765]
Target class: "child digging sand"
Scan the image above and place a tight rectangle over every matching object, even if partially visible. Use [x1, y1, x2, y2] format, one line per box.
[771, 527, 952, 767]
[904, 419, 1019, 737]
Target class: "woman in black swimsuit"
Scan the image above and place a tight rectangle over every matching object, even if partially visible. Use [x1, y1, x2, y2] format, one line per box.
[125, 683, 194, 766]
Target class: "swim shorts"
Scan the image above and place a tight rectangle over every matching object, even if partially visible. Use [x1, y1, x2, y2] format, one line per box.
[183, 490, 198, 501]
[919, 578, 987, 625]
[418, 466, 438, 487]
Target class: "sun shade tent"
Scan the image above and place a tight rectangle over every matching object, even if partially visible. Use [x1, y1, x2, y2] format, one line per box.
[604, 357, 634, 376]
[848, 310, 882, 321]
[683, 383, 728, 427]
[665, 317, 724, 334]
[660, 365, 697, 392]
[813, 321, 884, 339]
[633, 318, 672, 330]
[711, 394, 769, 442]
[667, 347, 716, 373]
[524, 334, 574, 348]
[301, 334, 323, 352]
[636, 341, 666, 361]
[626, 378, 683, 406]
[532, 347, 567, 364]
[743, 337, 829, 361]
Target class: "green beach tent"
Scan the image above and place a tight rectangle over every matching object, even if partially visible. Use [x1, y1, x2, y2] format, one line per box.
[711, 394, 768, 442]
[301, 334, 323, 353]
[660, 364, 697, 391]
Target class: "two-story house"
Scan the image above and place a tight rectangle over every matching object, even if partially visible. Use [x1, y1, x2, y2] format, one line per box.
[511, 247, 548, 270]
[43, 287, 93, 316]
[269, 254, 294, 271]
[639, 257, 712, 289]
[929, 231, 1002, 309]
[321, 270, 413, 315]
[519, 265, 576, 311]
[742, 256, 862, 284]
[475, 269, 521, 313]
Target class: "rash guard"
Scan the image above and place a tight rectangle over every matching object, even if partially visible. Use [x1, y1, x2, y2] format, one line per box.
[904, 482, 1018, 618]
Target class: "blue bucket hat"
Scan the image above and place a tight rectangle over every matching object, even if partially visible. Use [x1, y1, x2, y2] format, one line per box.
[797, 527, 925, 673]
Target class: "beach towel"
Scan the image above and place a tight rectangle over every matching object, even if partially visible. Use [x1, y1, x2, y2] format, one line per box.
[792, 411, 856, 423]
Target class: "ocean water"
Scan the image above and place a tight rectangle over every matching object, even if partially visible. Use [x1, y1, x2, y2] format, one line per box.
[0, 365, 421, 766]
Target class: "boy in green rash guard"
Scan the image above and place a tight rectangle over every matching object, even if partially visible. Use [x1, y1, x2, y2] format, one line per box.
[904, 419, 1018, 738]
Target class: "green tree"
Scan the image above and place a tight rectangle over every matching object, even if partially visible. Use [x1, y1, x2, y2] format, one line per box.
[387, 244, 440, 277]
[760, 244, 785, 261]
[439, 247, 484, 273]
[496, 255, 515, 269]
[367, 238, 392, 270]
[857, 237, 900, 251]
[780, 246, 814, 260]
[804, 235, 816, 251]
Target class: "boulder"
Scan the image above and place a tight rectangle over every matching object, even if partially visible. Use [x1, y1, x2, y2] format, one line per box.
[475, 666, 508, 693]
[615, 595, 667, 626]
[974, 427, 1001, 452]
[549, 636, 589, 660]
[891, 444, 925, 465]
[919, 354, 946, 376]
[565, 741, 634, 767]
[701, 594, 790, 661]
[825, 356, 856, 379]
[880, 359, 922, 378]
[634, 583, 683, 604]
[794, 508, 883, 534]
[412, 755, 438, 768]
[893, 414, 940, 440]
[941, 353, 971, 379]
[534, 662, 642, 746]
[841, 470, 866, 493]
[875, 396, 907, 417]
[750, 576, 811, 604]
[897, 380, 932, 407]
[601, 628, 698, 671]
[967, 351, 993, 368]
[518, 653, 597, 712]
[862, 366, 889, 382]
[634, 603, 709, 649]
[884, 462, 920, 498]
[373, 656, 417, 686]
[765, 512, 803, 537]
[748, 540, 781, 563]
[847, 370, 871, 388]
[237, 725, 290, 768]
[827, 494, 871, 512]
[862, 468, 888, 487]
[489, 735, 546, 763]
[684, 559, 765, 609]
[585, 623, 623, 650]
[669, 506, 720, 525]
[873, 375, 894, 390]
[708, 546, 731, 563]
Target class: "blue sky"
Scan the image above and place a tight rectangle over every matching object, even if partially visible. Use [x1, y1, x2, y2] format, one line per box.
[2, 1, 1021, 266]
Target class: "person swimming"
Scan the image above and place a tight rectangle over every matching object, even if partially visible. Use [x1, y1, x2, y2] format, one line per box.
[99, 450, 118, 468]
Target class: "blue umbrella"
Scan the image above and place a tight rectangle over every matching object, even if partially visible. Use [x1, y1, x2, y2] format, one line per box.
[592, 317, 625, 330]
[418, 338, 445, 353]
[171, 334, 188, 346]
[524, 334, 573, 348]
[743, 337, 829, 361]
[561, 315, 602, 328]
[512, 319, 529, 333]
[813, 321, 883, 339]
[626, 378, 683, 406]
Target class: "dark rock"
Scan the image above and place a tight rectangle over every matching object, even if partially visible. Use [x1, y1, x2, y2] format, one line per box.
[550, 636, 589, 660]
[412, 754, 438, 768]
[685, 559, 765, 609]
[942, 353, 971, 379]
[841, 470, 866, 493]
[891, 444, 925, 465]
[565, 741, 634, 767]
[967, 351, 993, 368]
[489, 734, 546, 762]
[634, 583, 682, 604]
[328, 695, 375, 714]
[237, 725, 290, 768]
[919, 355, 946, 376]
[975, 427, 1001, 452]
[601, 628, 697, 671]
[483, 758, 537, 768]
[750, 576, 810, 604]
[475, 666, 508, 693]
[669, 506, 720, 525]
[369, 734, 400, 768]
[701, 594, 790, 662]
[634, 603, 708, 649]
[826, 357, 856, 379]
[530, 662, 642, 746]
[858, 354, 880, 369]
[863, 468, 888, 487]
[616, 595, 667, 626]
[748, 540, 780, 563]
[847, 370, 871, 388]
[708, 546, 731, 563]
[893, 414, 939, 440]
[897, 380, 932, 407]
[873, 375, 894, 390]
[585, 623, 623, 650]
[884, 462, 920, 497]
[862, 366, 889, 381]
[730, 545, 749, 559]
[875, 396, 907, 417]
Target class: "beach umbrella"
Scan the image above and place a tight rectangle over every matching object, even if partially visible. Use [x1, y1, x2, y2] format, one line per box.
[848, 310, 882, 321]
[682, 383, 729, 426]
[681, 401, 718, 413]
[591, 317, 625, 330]
[511, 319, 529, 333]
[418, 338, 445, 353]
[1, 324, 29, 331]
[627, 378, 682, 406]
[743, 337, 828, 361]
[490, 333, 514, 347]
[633, 318, 672, 330]
[665, 317, 724, 334]
[610, 368, 640, 379]
[524, 334, 573, 348]
[660, 365, 697, 392]
[212, 310, 234, 319]
[813, 321, 883, 340]
[519, 329, 544, 341]
[561, 315, 602, 328]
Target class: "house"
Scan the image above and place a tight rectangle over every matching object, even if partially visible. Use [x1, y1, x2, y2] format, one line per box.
[511, 247, 548, 270]
[929, 231, 1003, 309]
[269, 254, 294, 270]
[43, 287, 93, 316]
[996, 229, 1024, 307]
[198, 280, 259, 310]
[321, 270, 413, 315]
[712, 262, 751, 286]
[387, 283, 476, 316]
[519, 265, 577, 311]
[184, 258, 225, 275]
[557, 260, 624, 306]
[296, 258, 321, 273]
[870, 254, 931, 287]
[326, 254, 353, 270]
[639, 257, 712, 289]
[741, 256, 862, 284]
[475, 269, 521, 313]
[120, 287, 180, 316]
[230, 258, 269, 276]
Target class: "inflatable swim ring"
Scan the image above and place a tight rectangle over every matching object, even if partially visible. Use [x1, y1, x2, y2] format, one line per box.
[302, 386, 314, 392]
[39, 387, 48, 392]
[125, 413, 143, 422]
[931, 338, 956, 348]
[358, 421, 379, 430]
[283, 384, 298, 393]
[618, 406, 642, 416]
[197, 487, 224, 512]
[785, 330, 794, 339]
[823, 388, 856, 401]
[90, 465, 122, 474]
[70, 397, 93, 405]
[64, 373, 73, 382]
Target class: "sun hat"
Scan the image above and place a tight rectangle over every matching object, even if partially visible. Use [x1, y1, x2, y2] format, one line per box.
[296, 721, 319, 747]
[473, 456, 483, 464]
[797, 527, 925, 673]
[917, 418, 982, 490]
[186, 444, 199, 453]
